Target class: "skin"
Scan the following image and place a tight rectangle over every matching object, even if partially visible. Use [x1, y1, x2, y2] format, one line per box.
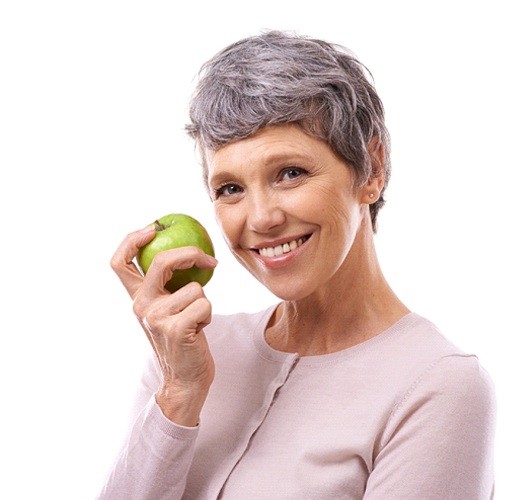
[207, 124, 409, 355]
[111, 123, 408, 425]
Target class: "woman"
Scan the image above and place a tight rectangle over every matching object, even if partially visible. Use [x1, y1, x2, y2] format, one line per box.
[100, 31, 495, 499]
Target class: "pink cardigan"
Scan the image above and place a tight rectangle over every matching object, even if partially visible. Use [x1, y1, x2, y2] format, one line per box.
[99, 307, 496, 499]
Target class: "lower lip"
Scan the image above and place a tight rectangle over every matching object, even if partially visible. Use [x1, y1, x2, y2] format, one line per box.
[253, 237, 311, 269]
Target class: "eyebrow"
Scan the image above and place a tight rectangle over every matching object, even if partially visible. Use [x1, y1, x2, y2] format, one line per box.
[208, 170, 236, 188]
[258, 145, 318, 166]
[208, 149, 318, 186]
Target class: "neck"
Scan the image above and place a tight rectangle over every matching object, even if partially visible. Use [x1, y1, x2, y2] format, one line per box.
[266, 217, 409, 356]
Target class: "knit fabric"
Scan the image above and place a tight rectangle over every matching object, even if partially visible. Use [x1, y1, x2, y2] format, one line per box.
[99, 306, 495, 499]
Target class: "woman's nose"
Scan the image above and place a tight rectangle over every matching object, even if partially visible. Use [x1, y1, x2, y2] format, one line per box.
[246, 192, 286, 234]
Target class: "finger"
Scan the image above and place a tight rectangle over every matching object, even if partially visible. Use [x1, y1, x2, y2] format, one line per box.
[153, 281, 207, 318]
[140, 296, 213, 371]
[166, 296, 213, 340]
[110, 225, 156, 298]
[139, 285, 211, 339]
[132, 282, 207, 339]
[142, 246, 218, 300]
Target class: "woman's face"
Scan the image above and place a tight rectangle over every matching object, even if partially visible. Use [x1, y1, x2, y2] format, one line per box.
[206, 124, 373, 301]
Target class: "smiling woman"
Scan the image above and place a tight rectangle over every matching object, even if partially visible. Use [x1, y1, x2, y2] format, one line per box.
[98, 30, 495, 499]
[206, 124, 382, 305]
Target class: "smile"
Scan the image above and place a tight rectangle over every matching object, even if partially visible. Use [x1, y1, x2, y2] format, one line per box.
[256, 236, 310, 257]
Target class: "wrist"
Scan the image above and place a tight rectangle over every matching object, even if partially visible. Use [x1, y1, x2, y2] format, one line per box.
[155, 381, 210, 427]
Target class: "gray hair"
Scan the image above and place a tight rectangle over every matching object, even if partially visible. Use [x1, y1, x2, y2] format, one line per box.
[186, 30, 391, 230]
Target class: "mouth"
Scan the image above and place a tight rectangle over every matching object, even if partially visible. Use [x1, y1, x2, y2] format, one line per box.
[254, 235, 311, 258]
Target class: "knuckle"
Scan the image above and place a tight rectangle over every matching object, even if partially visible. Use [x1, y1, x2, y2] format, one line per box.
[132, 296, 146, 319]
[151, 250, 165, 265]
[186, 281, 204, 296]
[109, 255, 121, 271]
[148, 253, 163, 271]
[187, 245, 203, 257]
[150, 250, 174, 272]
[197, 296, 212, 311]
[145, 313, 160, 332]
[169, 314, 188, 336]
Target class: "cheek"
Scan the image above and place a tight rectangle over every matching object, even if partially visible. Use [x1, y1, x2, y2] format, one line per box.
[312, 185, 359, 228]
[214, 205, 240, 249]
[321, 198, 364, 255]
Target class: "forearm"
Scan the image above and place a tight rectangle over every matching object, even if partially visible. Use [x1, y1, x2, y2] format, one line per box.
[98, 396, 199, 500]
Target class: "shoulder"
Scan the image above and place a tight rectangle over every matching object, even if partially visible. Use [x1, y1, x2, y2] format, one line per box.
[394, 353, 496, 418]
[207, 305, 275, 332]
[206, 304, 276, 335]
[364, 313, 496, 421]
[375, 312, 482, 375]
[390, 312, 463, 355]
[204, 304, 278, 351]
[384, 320, 497, 448]
[397, 313, 494, 393]
[391, 313, 495, 402]
[358, 313, 467, 383]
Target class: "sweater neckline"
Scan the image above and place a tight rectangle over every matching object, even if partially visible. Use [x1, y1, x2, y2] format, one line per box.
[251, 303, 421, 366]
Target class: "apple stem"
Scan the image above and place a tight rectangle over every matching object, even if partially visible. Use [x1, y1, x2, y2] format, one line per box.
[154, 220, 165, 232]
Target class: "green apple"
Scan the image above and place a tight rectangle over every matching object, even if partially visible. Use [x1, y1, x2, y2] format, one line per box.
[137, 213, 215, 293]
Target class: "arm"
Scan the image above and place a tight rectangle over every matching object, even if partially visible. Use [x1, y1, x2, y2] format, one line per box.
[98, 226, 218, 499]
[98, 395, 199, 500]
[365, 355, 496, 500]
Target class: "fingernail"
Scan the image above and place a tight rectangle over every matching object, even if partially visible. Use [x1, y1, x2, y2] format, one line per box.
[206, 255, 218, 265]
[140, 225, 156, 234]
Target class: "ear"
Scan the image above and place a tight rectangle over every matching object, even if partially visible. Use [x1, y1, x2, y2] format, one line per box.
[361, 137, 386, 204]
[361, 174, 385, 204]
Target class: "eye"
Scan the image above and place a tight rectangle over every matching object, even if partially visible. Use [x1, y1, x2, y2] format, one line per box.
[281, 167, 307, 181]
[213, 183, 243, 199]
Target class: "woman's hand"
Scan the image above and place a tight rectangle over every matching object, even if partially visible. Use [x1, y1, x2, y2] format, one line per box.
[110, 225, 218, 426]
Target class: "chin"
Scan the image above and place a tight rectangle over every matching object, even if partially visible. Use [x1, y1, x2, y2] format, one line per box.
[259, 279, 315, 302]
[235, 252, 322, 301]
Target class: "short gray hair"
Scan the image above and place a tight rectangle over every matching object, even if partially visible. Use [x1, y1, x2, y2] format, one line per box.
[186, 30, 391, 230]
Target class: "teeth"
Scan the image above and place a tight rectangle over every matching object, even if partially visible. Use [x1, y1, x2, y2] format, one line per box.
[258, 237, 307, 257]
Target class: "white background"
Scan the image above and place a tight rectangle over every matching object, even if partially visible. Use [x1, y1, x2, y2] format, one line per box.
[1, 1, 528, 498]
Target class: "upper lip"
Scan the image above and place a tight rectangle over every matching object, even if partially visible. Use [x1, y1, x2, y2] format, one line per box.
[249, 233, 311, 251]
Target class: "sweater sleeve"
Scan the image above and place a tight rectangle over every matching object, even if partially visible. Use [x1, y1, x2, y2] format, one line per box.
[364, 355, 496, 500]
[97, 355, 199, 500]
